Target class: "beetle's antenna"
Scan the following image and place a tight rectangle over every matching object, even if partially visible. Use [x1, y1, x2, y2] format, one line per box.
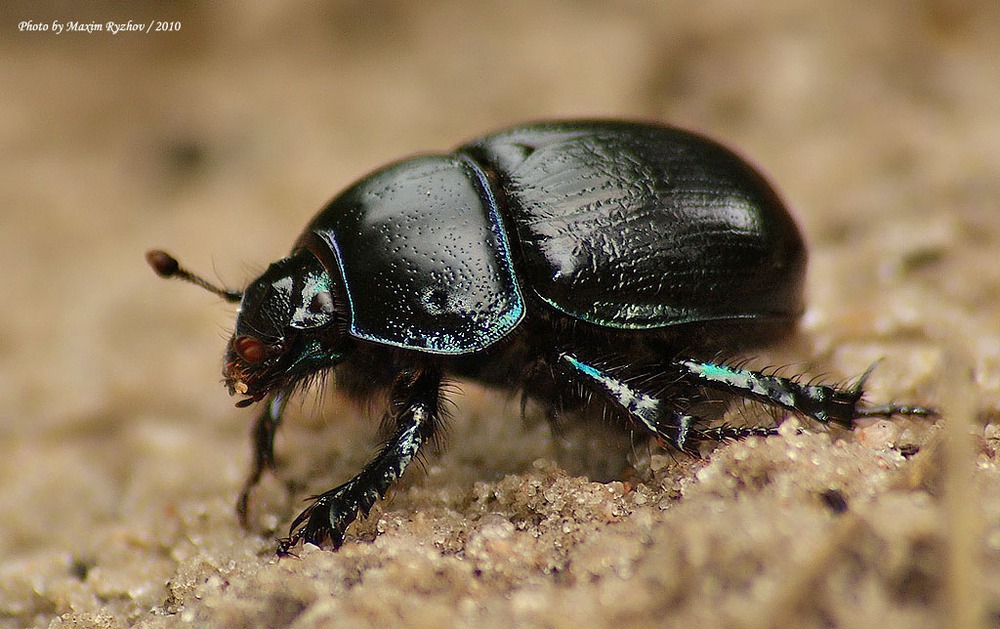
[146, 249, 243, 303]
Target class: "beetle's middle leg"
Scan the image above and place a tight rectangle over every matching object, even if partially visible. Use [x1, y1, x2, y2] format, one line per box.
[277, 365, 443, 554]
[551, 351, 773, 452]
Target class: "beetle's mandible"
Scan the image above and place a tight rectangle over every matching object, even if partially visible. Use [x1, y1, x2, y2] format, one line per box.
[147, 120, 934, 554]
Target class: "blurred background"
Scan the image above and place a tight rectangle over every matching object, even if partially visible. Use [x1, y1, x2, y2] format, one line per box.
[2, 1, 999, 627]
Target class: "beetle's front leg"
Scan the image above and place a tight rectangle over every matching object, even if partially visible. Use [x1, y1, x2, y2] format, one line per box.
[237, 391, 289, 527]
[278, 366, 443, 554]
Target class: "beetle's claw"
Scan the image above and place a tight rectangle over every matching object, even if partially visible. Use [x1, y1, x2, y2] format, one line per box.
[276, 535, 301, 557]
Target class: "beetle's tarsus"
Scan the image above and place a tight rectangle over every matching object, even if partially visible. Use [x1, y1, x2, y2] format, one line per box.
[692, 425, 781, 442]
[855, 404, 938, 418]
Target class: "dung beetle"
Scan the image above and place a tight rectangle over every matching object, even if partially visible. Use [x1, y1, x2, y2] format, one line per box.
[147, 120, 934, 553]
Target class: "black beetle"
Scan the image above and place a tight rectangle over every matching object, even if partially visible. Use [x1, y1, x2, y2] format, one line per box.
[147, 120, 933, 553]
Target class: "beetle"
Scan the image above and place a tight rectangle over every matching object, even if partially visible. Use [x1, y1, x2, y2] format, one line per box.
[147, 120, 934, 554]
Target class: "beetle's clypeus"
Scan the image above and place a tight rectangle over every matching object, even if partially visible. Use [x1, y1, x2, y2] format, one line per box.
[147, 120, 934, 554]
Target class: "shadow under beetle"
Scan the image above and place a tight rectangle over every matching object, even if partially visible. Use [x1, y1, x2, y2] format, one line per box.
[147, 120, 934, 554]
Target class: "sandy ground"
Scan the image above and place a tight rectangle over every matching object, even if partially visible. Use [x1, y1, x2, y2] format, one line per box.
[2, 1, 1000, 627]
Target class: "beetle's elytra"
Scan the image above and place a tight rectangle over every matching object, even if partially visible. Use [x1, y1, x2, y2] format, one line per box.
[147, 120, 934, 553]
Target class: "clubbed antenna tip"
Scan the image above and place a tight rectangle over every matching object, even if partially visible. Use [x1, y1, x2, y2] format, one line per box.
[145, 249, 243, 303]
[146, 249, 180, 278]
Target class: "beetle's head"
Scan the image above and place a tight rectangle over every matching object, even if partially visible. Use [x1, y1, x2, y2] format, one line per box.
[225, 250, 348, 406]
[146, 249, 348, 407]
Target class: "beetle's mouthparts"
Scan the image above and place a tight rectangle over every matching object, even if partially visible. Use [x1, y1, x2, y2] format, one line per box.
[228, 379, 262, 407]
[230, 381, 265, 408]
[235, 396, 257, 408]
[226, 378, 264, 408]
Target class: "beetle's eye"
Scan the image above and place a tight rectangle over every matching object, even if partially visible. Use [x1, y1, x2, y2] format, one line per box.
[234, 335, 265, 363]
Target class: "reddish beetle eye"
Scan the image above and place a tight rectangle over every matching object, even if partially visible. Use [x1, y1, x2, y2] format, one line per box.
[234, 335, 265, 363]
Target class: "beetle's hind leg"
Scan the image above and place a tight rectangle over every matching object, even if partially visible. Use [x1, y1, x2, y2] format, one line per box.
[277, 365, 444, 554]
[674, 358, 937, 426]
